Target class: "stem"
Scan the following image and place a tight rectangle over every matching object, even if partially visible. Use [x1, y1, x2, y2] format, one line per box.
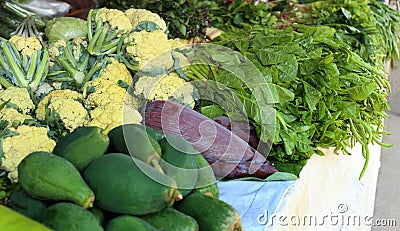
[94, 27, 109, 54]
[0, 77, 13, 88]
[31, 49, 49, 91]
[26, 50, 38, 82]
[2, 42, 28, 87]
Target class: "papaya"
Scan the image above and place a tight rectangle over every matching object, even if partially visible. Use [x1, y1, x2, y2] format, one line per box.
[159, 135, 199, 197]
[89, 207, 105, 225]
[108, 124, 163, 172]
[191, 154, 219, 198]
[0, 205, 52, 231]
[141, 208, 199, 231]
[52, 126, 109, 172]
[175, 193, 243, 231]
[105, 215, 158, 231]
[42, 202, 103, 231]
[10, 190, 48, 222]
[18, 152, 95, 208]
[84, 153, 182, 215]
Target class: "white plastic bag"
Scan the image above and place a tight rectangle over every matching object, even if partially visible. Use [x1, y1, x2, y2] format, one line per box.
[17, 0, 71, 18]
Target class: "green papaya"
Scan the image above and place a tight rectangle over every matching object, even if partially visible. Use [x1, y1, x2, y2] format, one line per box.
[0, 205, 52, 231]
[89, 207, 105, 225]
[159, 135, 199, 197]
[108, 124, 163, 172]
[145, 126, 165, 142]
[10, 190, 48, 222]
[105, 215, 158, 231]
[84, 153, 182, 215]
[42, 203, 103, 231]
[191, 154, 219, 198]
[141, 208, 199, 231]
[52, 126, 109, 172]
[175, 194, 243, 231]
[18, 152, 95, 208]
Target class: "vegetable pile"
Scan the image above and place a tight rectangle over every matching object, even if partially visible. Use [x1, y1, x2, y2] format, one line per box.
[10, 125, 242, 231]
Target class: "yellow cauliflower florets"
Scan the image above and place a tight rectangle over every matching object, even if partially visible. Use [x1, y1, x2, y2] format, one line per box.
[88, 102, 142, 134]
[124, 9, 167, 32]
[134, 72, 195, 107]
[9, 36, 42, 56]
[0, 108, 33, 127]
[99, 58, 133, 86]
[0, 87, 35, 114]
[83, 78, 129, 108]
[98, 8, 132, 34]
[36, 89, 88, 132]
[125, 30, 173, 69]
[1, 125, 56, 182]
[48, 39, 67, 60]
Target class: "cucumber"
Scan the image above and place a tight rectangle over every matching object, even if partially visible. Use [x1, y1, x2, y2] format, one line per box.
[175, 194, 243, 231]
[0, 205, 52, 231]
[18, 151, 95, 208]
[191, 154, 219, 198]
[84, 153, 182, 216]
[141, 208, 199, 231]
[105, 215, 158, 231]
[42, 202, 103, 231]
[9, 190, 47, 222]
[52, 126, 109, 172]
[108, 124, 163, 172]
[159, 135, 199, 197]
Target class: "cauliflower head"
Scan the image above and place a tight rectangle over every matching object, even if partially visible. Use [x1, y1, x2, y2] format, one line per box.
[124, 30, 173, 69]
[124, 9, 167, 32]
[134, 72, 195, 107]
[1, 125, 56, 182]
[9, 36, 42, 56]
[0, 87, 35, 114]
[0, 108, 33, 127]
[98, 8, 132, 34]
[36, 89, 88, 132]
[99, 58, 133, 86]
[88, 102, 142, 134]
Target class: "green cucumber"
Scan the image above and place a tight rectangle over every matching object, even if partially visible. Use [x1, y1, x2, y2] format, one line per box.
[160, 135, 199, 197]
[42, 203, 103, 231]
[141, 208, 199, 231]
[10, 190, 47, 222]
[176, 194, 243, 231]
[84, 153, 182, 215]
[191, 154, 219, 198]
[52, 126, 109, 172]
[105, 215, 158, 231]
[18, 152, 95, 208]
[108, 124, 163, 172]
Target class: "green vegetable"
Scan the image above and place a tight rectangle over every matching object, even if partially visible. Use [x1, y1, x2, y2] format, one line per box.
[105, 215, 158, 231]
[9, 190, 47, 222]
[141, 208, 199, 231]
[191, 153, 219, 198]
[42, 203, 103, 231]
[160, 135, 199, 197]
[52, 126, 109, 172]
[45, 17, 88, 44]
[83, 153, 182, 216]
[176, 193, 243, 231]
[108, 124, 163, 172]
[18, 152, 95, 208]
[0, 205, 52, 231]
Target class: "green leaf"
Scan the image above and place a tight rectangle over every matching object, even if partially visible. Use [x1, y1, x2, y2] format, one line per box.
[201, 104, 225, 118]
[303, 82, 321, 111]
[347, 82, 377, 101]
[277, 55, 298, 81]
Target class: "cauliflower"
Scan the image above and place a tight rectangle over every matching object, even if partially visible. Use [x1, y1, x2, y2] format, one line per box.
[0, 125, 56, 182]
[98, 8, 132, 34]
[36, 89, 89, 132]
[98, 58, 133, 86]
[0, 108, 33, 127]
[134, 72, 196, 107]
[88, 102, 142, 133]
[124, 9, 167, 32]
[48, 39, 67, 60]
[0, 87, 35, 114]
[9, 36, 42, 56]
[83, 78, 130, 108]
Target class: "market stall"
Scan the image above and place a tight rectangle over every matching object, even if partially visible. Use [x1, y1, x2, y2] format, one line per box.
[0, 0, 399, 230]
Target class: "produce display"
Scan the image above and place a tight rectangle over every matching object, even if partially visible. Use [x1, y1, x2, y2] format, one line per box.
[0, 0, 399, 230]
